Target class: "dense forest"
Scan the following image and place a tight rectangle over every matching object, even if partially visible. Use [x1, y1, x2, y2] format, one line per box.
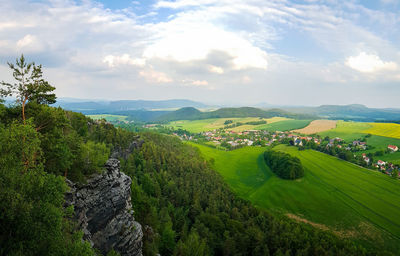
[264, 150, 305, 179]
[0, 56, 391, 255]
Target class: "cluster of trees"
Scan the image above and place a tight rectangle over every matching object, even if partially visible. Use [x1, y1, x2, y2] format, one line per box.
[264, 149, 304, 179]
[224, 120, 267, 129]
[120, 133, 377, 255]
[245, 120, 267, 125]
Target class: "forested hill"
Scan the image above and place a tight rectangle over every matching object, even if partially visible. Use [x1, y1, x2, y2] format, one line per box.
[284, 104, 400, 122]
[55, 99, 208, 113]
[155, 106, 316, 122]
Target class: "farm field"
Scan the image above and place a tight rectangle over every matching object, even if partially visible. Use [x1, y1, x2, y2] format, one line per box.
[168, 117, 291, 133]
[293, 120, 337, 134]
[87, 114, 128, 122]
[357, 135, 400, 155]
[253, 119, 311, 132]
[318, 121, 371, 141]
[191, 143, 400, 251]
[364, 123, 400, 139]
[379, 152, 400, 165]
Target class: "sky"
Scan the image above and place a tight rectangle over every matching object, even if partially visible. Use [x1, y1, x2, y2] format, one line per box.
[0, 0, 400, 107]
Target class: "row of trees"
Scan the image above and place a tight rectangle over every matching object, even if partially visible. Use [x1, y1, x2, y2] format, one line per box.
[264, 149, 304, 179]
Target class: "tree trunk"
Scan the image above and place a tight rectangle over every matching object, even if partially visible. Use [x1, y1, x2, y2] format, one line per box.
[22, 97, 27, 125]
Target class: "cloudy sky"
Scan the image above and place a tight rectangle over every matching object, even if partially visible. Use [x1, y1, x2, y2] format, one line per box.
[1, 0, 400, 107]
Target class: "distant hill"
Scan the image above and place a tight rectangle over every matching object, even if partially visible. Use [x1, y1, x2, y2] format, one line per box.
[55, 99, 209, 113]
[156, 107, 316, 122]
[283, 104, 400, 122]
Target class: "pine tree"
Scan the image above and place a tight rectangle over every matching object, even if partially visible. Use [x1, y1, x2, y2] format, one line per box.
[0, 54, 56, 124]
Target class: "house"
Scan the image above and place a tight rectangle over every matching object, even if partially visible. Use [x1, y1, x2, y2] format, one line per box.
[388, 145, 398, 152]
[377, 160, 386, 166]
[364, 157, 370, 164]
[294, 139, 303, 146]
[353, 141, 360, 146]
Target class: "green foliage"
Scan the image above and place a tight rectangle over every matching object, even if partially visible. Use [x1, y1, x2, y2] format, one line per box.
[264, 149, 304, 179]
[0, 121, 95, 256]
[392, 169, 399, 179]
[193, 143, 400, 253]
[0, 54, 56, 123]
[224, 119, 233, 125]
[122, 133, 368, 255]
[81, 141, 110, 175]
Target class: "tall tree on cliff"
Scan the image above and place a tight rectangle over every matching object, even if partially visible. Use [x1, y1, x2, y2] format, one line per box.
[0, 54, 56, 124]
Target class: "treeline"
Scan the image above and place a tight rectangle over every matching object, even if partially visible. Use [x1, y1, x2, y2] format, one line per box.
[119, 133, 377, 255]
[264, 149, 304, 179]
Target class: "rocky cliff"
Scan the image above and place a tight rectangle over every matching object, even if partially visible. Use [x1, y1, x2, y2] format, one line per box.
[65, 158, 143, 256]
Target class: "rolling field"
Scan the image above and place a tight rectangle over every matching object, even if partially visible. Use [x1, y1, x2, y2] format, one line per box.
[168, 117, 291, 133]
[356, 135, 400, 155]
[87, 114, 128, 122]
[254, 119, 311, 132]
[318, 121, 371, 141]
[191, 143, 400, 251]
[293, 120, 337, 134]
[364, 123, 400, 139]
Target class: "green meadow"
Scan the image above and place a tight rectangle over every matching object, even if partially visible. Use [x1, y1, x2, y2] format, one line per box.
[191, 143, 400, 251]
[318, 120, 371, 141]
[168, 117, 311, 133]
[254, 119, 311, 132]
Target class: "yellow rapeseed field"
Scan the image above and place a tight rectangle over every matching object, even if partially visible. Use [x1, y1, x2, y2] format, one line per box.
[364, 123, 400, 139]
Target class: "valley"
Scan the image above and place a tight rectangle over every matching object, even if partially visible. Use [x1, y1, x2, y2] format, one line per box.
[191, 143, 400, 251]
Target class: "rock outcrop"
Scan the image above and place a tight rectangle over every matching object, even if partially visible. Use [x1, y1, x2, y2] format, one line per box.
[65, 158, 143, 256]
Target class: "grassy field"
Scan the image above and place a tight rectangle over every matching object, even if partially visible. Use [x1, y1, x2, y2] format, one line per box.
[87, 114, 128, 122]
[168, 117, 291, 133]
[254, 119, 311, 132]
[293, 120, 337, 134]
[191, 143, 400, 251]
[318, 121, 372, 141]
[357, 135, 400, 155]
[364, 123, 400, 139]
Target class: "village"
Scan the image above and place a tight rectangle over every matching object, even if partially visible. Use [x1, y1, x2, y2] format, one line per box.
[171, 127, 400, 179]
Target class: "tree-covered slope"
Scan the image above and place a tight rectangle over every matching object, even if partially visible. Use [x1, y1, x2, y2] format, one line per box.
[122, 133, 370, 255]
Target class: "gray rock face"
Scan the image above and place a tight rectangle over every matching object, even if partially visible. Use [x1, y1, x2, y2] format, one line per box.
[65, 158, 143, 256]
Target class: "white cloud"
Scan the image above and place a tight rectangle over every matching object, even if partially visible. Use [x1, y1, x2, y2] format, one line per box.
[142, 17, 268, 70]
[345, 52, 398, 73]
[103, 54, 146, 68]
[139, 69, 173, 83]
[208, 65, 224, 74]
[191, 80, 208, 86]
[16, 34, 44, 52]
